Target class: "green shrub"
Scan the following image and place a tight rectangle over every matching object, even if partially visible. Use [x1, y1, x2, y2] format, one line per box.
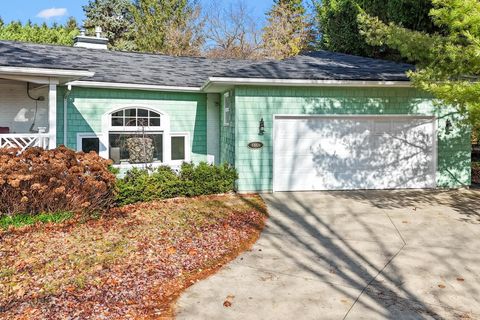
[116, 162, 238, 205]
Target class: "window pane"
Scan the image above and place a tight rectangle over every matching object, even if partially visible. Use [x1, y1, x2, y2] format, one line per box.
[171, 136, 185, 160]
[224, 108, 230, 126]
[111, 109, 162, 128]
[112, 110, 124, 117]
[124, 109, 137, 117]
[125, 117, 137, 126]
[149, 111, 160, 118]
[138, 117, 149, 126]
[138, 109, 148, 117]
[109, 133, 123, 164]
[82, 138, 99, 154]
[112, 117, 123, 126]
[149, 118, 160, 126]
[109, 133, 163, 164]
[150, 134, 163, 162]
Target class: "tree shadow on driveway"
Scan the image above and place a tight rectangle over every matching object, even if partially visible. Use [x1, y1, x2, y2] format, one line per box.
[245, 190, 480, 319]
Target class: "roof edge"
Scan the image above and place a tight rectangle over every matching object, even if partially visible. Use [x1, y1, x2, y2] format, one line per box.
[68, 78, 411, 94]
[67, 80, 202, 92]
[202, 77, 411, 92]
[0, 66, 94, 78]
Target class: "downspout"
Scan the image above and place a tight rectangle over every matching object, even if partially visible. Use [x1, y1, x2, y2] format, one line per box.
[63, 84, 72, 146]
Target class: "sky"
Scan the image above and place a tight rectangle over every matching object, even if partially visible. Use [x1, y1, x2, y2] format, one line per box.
[0, 0, 274, 26]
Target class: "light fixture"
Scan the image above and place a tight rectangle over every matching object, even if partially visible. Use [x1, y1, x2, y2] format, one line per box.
[259, 118, 265, 135]
[445, 119, 452, 135]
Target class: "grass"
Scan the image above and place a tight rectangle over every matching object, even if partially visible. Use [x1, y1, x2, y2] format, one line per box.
[0, 194, 267, 319]
[0, 211, 74, 229]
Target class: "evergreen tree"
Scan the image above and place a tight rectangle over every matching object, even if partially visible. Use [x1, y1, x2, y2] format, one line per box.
[0, 19, 79, 45]
[263, 0, 313, 59]
[316, 0, 436, 60]
[65, 17, 79, 32]
[275, 0, 305, 15]
[358, 0, 480, 124]
[83, 0, 135, 50]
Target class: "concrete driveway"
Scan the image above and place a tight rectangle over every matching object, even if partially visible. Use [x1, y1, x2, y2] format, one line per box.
[176, 190, 480, 319]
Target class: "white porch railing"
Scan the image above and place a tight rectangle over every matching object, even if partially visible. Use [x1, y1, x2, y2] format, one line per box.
[0, 133, 49, 152]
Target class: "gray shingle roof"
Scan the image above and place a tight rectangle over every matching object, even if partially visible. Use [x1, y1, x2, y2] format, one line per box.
[0, 40, 253, 87]
[213, 51, 413, 81]
[0, 41, 413, 87]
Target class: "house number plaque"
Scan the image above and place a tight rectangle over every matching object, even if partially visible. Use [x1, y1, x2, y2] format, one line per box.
[248, 142, 264, 149]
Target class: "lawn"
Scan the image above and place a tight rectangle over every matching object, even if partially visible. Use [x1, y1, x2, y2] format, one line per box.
[0, 194, 267, 319]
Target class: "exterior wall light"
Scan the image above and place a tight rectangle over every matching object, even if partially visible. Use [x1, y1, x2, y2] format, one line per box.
[259, 118, 265, 135]
[445, 119, 452, 135]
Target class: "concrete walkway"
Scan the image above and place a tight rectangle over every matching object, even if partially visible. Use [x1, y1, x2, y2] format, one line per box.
[176, 190, 480, 319]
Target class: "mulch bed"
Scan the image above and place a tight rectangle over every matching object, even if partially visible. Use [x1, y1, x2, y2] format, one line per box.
[0, 194, 267, 319]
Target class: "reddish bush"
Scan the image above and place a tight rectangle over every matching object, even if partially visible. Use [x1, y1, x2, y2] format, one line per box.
[0, 146, 116, 215]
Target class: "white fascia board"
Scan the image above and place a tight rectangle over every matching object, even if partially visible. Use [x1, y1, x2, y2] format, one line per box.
[68, 81, 202, 92]
[202, 77, 411, 91]
[0, 74, 53, 84]
[0, 66, 94, 78]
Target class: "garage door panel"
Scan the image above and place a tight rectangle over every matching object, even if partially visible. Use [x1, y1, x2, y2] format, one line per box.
[275, 138, 372, 158]
[274, 170, 435, 191]
[276, 157, 431, 182]
[274, 118, 370, 139]
[275, 151, 434, 174]
[273, 116, 436, 191]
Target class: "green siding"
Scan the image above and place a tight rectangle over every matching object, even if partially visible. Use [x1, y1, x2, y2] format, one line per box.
[220, 90, 235, 165]
[56, 85, 471, 192]
[233, 86, 471, 192]
[57, 87, 208, 163]
[56, 87, 66, 146]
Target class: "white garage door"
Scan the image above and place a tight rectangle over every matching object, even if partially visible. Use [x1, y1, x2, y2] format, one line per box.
[273, 116, 436, 191]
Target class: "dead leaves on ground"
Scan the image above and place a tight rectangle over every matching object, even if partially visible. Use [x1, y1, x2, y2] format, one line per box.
[223, 295, 235, 308]
[0, 194, 267, 319]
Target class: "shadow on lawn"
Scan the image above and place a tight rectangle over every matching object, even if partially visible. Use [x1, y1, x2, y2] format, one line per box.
[239, 189, 479, 319]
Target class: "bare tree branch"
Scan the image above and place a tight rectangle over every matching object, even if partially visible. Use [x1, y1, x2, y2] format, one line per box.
[203, 0, 263, 59]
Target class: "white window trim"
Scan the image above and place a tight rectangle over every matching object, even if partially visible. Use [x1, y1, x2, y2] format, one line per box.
[76, 132, 105, 154]
[101, 105, 171, 163]
[108, 131, 165, 165]
[223, 92, 230, 127]
[101, 105, 190, 167]
[170, 132, 191, 166]
[109, 107, 164, 132]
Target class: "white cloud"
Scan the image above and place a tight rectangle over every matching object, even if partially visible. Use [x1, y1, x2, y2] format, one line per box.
[36, 8, 68, 19]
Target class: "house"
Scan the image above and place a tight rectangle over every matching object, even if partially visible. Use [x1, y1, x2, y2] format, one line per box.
[0, 33, 471, 192]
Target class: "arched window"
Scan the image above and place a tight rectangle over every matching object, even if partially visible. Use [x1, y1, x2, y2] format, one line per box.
[111, 108, 161, 127]
[104, 107, 189, 167]
[108, 107, 164, 164]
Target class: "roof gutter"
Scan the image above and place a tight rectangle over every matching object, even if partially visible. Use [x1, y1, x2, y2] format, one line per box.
[67, 81, 202, 92]
[0, 66, 94, 78]
[202, 77, 411, 91]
